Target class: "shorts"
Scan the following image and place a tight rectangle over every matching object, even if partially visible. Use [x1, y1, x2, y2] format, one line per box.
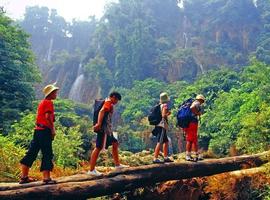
[183, 122, 198, 144]
[154, 127, 168, 144]
[96, 131, 118, 149]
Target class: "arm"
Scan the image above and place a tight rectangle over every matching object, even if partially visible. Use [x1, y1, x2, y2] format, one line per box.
[94, 108, 106, 131]
[45, 112, 55, 138]
[161, 104, 171, 118]
[190, 104, 202, 116]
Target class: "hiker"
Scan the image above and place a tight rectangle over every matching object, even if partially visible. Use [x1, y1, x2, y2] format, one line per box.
[88, 91, 128, 176]
[183, 94, 205, 162]
[19, 84, 59, 184]
[152, 92, 174, 163]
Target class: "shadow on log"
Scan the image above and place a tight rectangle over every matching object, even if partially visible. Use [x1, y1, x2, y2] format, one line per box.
[0, 151, 269, 200]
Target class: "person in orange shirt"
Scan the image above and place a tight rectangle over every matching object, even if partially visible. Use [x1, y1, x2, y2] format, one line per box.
[88, 92, 128, 176]
[19, 84, 59, 184]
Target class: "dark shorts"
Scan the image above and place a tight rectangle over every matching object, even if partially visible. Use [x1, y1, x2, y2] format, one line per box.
[96, 131, 118, 149]
[153, 127, 168, 144]
[20, 128, 54, 171]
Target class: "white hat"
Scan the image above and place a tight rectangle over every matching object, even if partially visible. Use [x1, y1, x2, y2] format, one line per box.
[43, 84, 59, 97]
[160, 92, 170, 103]
[196, 94, 205, 102]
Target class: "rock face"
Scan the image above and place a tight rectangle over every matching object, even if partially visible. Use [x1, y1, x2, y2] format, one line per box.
[43, 59, 101, 104]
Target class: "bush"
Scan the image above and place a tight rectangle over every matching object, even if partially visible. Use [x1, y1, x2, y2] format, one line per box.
[0, 135, 26, 181]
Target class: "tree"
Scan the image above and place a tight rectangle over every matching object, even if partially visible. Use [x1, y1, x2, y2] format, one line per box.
[0, 12, 40, 133]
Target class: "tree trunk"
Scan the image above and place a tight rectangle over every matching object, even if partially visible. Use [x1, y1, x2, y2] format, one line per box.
[0, 151, 269, 200]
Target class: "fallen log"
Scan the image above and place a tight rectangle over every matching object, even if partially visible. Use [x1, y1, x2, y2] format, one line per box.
[0, 151, 269, 200]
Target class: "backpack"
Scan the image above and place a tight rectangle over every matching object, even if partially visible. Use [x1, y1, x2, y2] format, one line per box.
[176, 98, 194, 128]
[148, 104, 162, 125]
[93, 99, 105, 126]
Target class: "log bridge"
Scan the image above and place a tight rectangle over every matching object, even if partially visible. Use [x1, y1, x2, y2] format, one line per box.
[0, 151, 269, 200]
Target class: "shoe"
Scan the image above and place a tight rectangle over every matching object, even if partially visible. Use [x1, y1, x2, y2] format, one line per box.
[115, 164, 129, 169]
[19, 176, 36, 184]
[185, 155, 193, 161]
[192, 157, 198, 162]
[43, 178, 57, 185]
[164, 157, 174, 163]
[153, 158, 164, 164]
[87, 169, 103, 176]
[198, 155, 204, 160]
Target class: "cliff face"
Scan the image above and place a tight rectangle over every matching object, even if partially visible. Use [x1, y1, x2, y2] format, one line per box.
[43, 58, 101, 103]
[33, 0, 263, 104]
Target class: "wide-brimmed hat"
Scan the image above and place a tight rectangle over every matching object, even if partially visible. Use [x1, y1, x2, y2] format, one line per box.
[160, 92, 170, 103]
[43, 84, 59, 97]
[196, 94, 205, 102]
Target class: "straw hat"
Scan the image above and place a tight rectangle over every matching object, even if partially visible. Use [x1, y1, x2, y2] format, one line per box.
[43, 84, 59, 97]
[196, 94, 205, 102]
[160, 92, 170, 103]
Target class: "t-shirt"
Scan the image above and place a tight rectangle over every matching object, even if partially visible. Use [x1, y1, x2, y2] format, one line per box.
[157, 103, 169, 130]
[35, 99, 55, 130]
[101, 98, 114, 135]
[103, 99, 114, 113]
[191, 100, 202, 114]
[190, 100, 203, 122]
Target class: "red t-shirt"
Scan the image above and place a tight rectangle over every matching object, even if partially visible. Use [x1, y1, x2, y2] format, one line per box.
[35, 99, 55, 130]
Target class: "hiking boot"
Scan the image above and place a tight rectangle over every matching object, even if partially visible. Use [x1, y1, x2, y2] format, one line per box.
[164, 157, 174, 163]
[185, 155, 193, 161]
[43, 178, 57, 185]
[19, 176, 36, 184]
[87, 169, 103, 176]
[153, 158, 164, 164]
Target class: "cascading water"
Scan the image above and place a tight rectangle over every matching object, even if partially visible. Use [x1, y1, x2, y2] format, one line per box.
[68, 63, 85, 102]
[183, 32, 188, 49]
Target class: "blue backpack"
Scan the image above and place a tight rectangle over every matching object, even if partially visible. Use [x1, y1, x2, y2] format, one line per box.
[176, 98, 194, 128]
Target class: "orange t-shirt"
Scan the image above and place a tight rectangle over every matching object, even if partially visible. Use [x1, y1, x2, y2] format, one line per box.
[35, 99, 55, 130]
[103, 99, 114, 113]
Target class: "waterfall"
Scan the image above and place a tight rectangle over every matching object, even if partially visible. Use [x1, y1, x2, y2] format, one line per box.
[68, 74, 85, 102]
[183, 32, 188, 49]
[68, 62, 84, 102]
[47, 37, 54, 62]
[77, 63, 83, 77]
[199, 64, 204, 74]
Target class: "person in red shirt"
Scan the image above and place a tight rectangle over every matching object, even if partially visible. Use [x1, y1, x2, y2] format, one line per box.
[184, 94, 205, 162]
[19, 84, 59, 184]
[88, 92, 128, 176]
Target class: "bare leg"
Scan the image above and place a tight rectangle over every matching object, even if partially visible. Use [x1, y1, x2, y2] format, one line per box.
[112, 142, 120, 166]
[42, 170, 50, 180]
[154, 143, 161, 159]
[186, 141, 192, 152]
[163, 142, 168, 157]
[21, 164, 29, 178]
[90, 147, 101, 171]
[192, 142, 198, 153]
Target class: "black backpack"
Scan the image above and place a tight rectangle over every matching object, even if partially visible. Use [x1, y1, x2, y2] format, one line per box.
[148, 104, 162, 125]
[93, 99, 105, 126]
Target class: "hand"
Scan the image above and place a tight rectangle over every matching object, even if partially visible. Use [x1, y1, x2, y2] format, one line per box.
[51, 128, 56, 140]
[93, 124, 101, 132]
